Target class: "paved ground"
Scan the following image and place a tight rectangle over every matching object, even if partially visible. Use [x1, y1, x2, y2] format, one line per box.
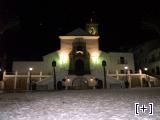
[0, 88, 160, 120]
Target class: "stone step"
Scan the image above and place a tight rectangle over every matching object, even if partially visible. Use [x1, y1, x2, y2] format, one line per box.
[71, 77, 89, 89]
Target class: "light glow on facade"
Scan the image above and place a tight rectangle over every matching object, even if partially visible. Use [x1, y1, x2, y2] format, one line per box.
[59, 51, 69, 64]
[76, 51, 83, 54]
[91, 51, 100, 64]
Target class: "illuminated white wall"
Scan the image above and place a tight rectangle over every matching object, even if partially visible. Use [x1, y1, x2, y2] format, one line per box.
[108, 52, 135, 74]
[12, 33, 135, 83]
[90, 51, 109, 80]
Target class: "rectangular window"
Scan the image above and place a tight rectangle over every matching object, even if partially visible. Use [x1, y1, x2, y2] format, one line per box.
[130, 70, 133, 74]
[77, 46, 83, 51]
[120, 57, 125, 64]
[120, 70, 125, 74]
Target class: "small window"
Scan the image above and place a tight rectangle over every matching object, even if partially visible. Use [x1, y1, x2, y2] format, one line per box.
[120, 57, 125, 64]
[120, 70, 125, 74]
[77, 46, 83, 51]
[130, 70, 133, 74]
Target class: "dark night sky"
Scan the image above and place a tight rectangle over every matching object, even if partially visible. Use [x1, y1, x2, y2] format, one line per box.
[1, 1, 160, 61]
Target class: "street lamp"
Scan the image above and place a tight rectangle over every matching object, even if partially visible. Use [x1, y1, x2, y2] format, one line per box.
[124, 66, 128, 70]
[144, 67, 148, 72]
[144, 67, 151, 87]
[29, 67, 33, 71]
[52, 60, 56, 90]
[29, 67, 33, 91]
[102, 60, 107, 89]
[144, 67, 148, 80]
[124, 66, 129, 88]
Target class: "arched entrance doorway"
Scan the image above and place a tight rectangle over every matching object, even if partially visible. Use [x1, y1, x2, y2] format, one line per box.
[75, 59, 84, 75]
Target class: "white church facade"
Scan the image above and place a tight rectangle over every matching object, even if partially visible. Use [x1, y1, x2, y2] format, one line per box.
[12, 22, 135, 89]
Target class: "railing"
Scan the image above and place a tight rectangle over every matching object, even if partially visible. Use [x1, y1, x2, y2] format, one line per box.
[1, 69, 160, 91]
[1, 71, 52, 91]
[3, 71, 51, 79]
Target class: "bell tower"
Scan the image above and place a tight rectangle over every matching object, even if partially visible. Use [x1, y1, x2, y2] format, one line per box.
[86, 18, 99, 35]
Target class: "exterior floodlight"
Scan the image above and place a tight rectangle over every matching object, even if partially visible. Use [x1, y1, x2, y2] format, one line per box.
[144, 67, 148, 71]
[29, 67, 33, 71]
[124, 66, 128, 70]
[67, 78, 70, 82]
[90, 78, 94, 82]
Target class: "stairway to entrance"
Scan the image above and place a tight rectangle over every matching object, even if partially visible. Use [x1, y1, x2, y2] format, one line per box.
[71, 76, 89, 90]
